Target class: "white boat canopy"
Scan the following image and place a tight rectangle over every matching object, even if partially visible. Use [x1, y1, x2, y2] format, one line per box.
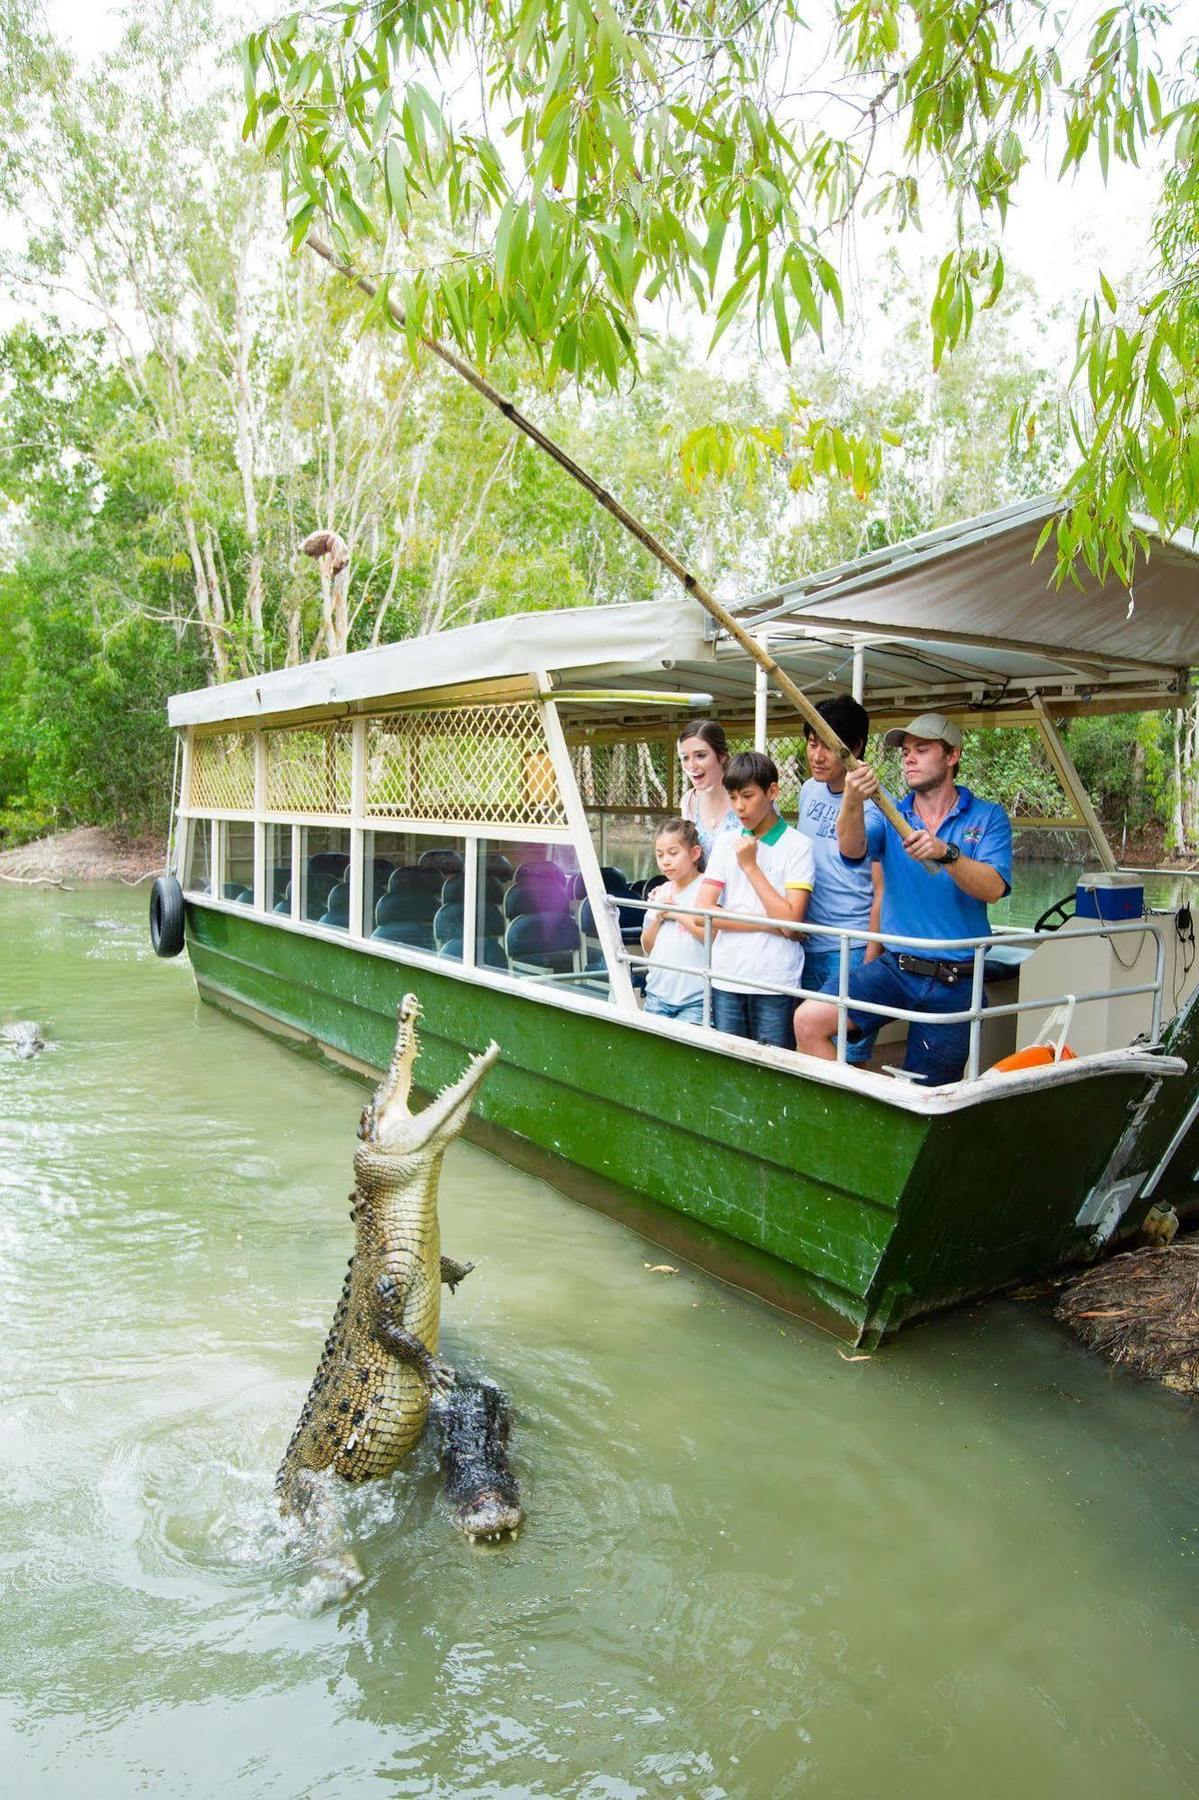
[170, 495, 1199, 734]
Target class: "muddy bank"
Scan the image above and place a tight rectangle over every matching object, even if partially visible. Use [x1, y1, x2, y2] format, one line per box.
[0, 826, 164, 884]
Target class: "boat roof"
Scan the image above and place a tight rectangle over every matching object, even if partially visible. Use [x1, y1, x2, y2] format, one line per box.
[170, 495, 1199, 732]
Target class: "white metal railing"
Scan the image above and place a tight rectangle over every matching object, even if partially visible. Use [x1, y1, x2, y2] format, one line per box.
[177, 800, 1170, 1084]
[608, 892, 1167, 1082]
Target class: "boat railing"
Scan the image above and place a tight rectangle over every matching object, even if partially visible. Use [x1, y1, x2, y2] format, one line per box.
[607, 895, 1167, 1082]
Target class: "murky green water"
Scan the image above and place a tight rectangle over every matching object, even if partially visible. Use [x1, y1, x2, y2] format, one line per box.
[3, 882, 1198, 1798]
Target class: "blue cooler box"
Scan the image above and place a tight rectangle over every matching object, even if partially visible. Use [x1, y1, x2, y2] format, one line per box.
[1075, 875, 1144, 921]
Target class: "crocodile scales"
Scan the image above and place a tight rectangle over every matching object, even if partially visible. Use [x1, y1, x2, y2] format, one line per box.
[277, 994, 499, 1515]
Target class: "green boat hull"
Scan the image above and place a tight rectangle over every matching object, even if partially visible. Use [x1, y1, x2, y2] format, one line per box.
[184, 905, 1194, 1343]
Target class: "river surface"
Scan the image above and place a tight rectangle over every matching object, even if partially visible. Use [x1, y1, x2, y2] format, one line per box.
[2, 880, 1198, 1798]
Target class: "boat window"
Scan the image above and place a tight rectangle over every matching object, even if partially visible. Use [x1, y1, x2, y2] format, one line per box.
[184, 820, 212, 894]
[365, 830, 465, 962]
[478, 838, 627, 995]
[218, 821, 254, 906]
[266, 823, 293, 916]
[299, 826, 350, 928]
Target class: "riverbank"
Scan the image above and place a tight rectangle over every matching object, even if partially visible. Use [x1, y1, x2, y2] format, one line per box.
[0, 825, 164, 884]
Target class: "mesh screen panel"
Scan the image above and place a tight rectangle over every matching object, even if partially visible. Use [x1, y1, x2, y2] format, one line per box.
[366, 703, 566, 827]
[571, 741, 674, 813]
[265, 723, 352, 814]
[189, 733, 255, 811]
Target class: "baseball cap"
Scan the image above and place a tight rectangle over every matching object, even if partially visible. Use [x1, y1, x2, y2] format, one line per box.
[882, 712, 963, 751]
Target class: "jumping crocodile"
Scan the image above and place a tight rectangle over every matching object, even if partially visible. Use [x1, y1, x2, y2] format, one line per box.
[277, 994, 500, 1537]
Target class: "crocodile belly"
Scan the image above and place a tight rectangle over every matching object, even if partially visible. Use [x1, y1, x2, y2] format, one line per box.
[333, 1355, 430, 1482]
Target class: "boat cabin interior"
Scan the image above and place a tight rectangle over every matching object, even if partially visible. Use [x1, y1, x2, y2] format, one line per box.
[170, 496, 1199, 1092]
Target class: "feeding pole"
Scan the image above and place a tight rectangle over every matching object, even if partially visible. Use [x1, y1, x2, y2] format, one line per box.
[307, 236, 912, 839]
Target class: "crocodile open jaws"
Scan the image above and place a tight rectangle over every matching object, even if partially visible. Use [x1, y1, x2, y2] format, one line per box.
[276, 995, 499, 1574]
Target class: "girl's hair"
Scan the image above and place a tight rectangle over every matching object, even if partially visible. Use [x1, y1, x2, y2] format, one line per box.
[655, 815, 706, 873]
[677, 718, 729, 765]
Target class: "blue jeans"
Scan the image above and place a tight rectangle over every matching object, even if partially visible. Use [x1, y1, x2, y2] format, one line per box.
[644, 991, 705, 1025]
[803, 944, 875, 1067]
[842, 951, 980, 1086]
[711, 988, 796, 1050]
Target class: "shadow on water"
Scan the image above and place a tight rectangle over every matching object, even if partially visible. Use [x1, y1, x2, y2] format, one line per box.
[2, 881, 1198, 1799]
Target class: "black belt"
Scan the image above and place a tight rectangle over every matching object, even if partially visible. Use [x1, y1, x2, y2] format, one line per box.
[895, 952, 974, 986]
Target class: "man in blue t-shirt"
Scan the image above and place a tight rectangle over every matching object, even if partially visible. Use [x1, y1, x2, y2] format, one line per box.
[794, 712, 1012, 1086]
[796, 695, 884, 1066]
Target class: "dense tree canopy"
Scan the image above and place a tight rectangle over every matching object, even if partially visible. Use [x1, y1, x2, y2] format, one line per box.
[0, 0, 1195, 852]
[245, 0, 1198, 582]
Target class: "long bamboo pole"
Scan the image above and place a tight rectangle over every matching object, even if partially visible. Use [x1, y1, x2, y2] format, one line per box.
[308, 236, 912, 837]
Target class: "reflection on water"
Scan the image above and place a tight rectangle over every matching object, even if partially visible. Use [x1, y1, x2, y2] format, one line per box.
[2, 885, 1198, 1798]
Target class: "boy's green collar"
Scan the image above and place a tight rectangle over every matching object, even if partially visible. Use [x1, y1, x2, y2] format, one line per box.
[741, 813, 786, 846]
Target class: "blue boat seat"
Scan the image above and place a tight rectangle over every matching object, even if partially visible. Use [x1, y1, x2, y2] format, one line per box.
[304, 852, 348, 920]
[513, 858, 567, 890]
[388, 865, 443, 900]
[319, 881, 349, 928]
[504, 878, 572, 922]
[417, 847, 463, 878]
[224, 882, 253, 903]
[366, 857, 395, 887]
[273, 880, 292, 915]
[485, 852, 514, 882]
[441, 873, 504, 906]
[505, 910, 581, 977]
[434, 902, 505, 947]
[579, 895, 644, 946]
[375, 889, 437, 930]
[372, 920, 435, 951]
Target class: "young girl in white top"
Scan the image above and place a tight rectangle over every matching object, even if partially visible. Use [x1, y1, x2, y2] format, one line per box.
[640, 818, 709, 1025]
[677, 719, 738, 856]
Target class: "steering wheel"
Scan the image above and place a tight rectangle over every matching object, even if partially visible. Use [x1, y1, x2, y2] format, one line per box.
[1034, 891, 1077, 933]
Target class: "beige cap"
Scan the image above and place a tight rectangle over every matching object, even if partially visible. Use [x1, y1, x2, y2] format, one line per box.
[882, 712, 963, 751]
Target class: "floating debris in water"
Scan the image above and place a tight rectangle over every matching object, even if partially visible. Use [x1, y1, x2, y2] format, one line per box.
[1055, 1241, 1199, 1395]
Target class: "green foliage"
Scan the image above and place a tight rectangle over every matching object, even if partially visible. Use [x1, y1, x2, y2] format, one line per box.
[1063, 711, 1170, 834]
[246, 0, 1199, 582]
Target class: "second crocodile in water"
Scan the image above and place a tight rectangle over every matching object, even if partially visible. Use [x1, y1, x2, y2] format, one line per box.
[276, 995, 522, 1545]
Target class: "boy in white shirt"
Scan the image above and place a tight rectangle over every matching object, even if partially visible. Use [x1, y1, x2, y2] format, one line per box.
[692, 752, 813, 1048]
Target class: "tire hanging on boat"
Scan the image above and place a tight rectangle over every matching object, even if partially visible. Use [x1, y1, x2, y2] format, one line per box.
[149, 875, 185, 958]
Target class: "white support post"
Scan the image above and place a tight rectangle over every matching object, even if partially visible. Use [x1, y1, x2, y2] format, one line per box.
[460, 835, 479, 971]
[851, 643, 865, 704]
[348, 716, 367, 940]
[174, 730, 193, 881]
[754, 641, 769, 752]
[290, 824, 301, 920]
[253, 733, 267, 911]
[537, 672, 638, 1014]
[1029, 692, 1117, 871]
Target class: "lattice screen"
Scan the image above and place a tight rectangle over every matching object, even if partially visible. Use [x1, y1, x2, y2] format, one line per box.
[571, 741, 674, 812]
[366, 703, 567, 827]
[189, 732, 255, 811]
[265, 723, 352, 814]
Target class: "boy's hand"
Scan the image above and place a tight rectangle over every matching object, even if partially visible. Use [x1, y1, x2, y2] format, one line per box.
[734, 835, 758, 868]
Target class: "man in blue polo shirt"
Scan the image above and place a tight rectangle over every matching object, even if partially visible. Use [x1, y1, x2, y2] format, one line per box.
[793, 712, 1012, 1085]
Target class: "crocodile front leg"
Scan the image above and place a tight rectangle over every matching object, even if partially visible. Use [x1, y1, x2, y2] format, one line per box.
[440, 1254, 474, 1293]
[374, 1274, 456, 1394]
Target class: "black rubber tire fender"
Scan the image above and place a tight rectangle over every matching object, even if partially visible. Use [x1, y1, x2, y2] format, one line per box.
[150, 874, 186, 958]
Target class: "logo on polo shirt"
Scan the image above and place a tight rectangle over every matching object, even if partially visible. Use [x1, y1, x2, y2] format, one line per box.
[963, 825, 984, 846]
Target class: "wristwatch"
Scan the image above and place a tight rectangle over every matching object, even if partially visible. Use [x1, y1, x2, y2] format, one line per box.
[935, 843, 961, 866]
